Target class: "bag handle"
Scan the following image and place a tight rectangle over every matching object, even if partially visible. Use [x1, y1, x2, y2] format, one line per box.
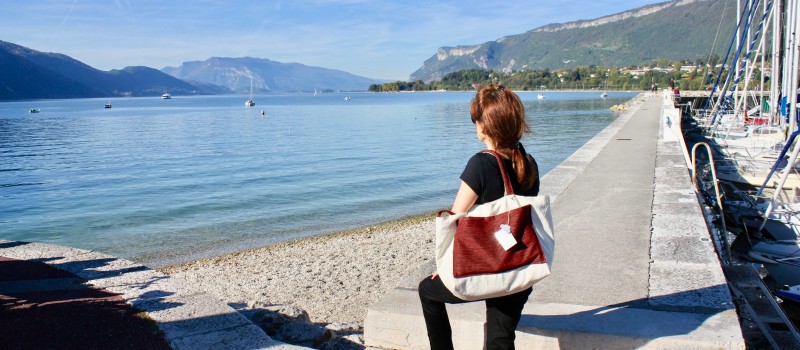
[481, 150, 515, 196]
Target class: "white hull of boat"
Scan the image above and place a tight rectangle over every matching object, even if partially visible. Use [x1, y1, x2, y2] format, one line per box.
[776, 284, 800, 303]
[748, 240, 800, 286]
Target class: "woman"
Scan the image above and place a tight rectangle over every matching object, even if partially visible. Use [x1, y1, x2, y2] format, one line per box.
[418, 85, 539, 350]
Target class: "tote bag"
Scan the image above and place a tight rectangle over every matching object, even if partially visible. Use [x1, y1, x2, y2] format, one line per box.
[435, 150, 555, 301]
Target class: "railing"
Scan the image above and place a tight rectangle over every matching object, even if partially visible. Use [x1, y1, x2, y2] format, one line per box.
[691, 142, 732, 264]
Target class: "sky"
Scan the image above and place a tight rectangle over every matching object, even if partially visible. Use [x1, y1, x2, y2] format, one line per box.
[2, 1, 665, 81]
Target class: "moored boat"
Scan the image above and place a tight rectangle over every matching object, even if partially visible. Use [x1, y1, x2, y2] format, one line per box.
[681, 0, 800, 341]
[748, 240, 800, 286]
[776, 284, 800, 303]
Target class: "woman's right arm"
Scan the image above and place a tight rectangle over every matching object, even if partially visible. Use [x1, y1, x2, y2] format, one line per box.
[431, 180, 479, 280]
[452, 181, 479, 213]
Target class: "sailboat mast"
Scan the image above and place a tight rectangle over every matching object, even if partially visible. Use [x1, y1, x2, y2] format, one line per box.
[785, 0, 798, 135]
[759, 0, 800, 220]
[770, 0, 782, 132]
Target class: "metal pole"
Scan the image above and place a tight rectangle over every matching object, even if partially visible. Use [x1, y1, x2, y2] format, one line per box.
[761, 0, 800, 221]
[770, 0, 782, 131]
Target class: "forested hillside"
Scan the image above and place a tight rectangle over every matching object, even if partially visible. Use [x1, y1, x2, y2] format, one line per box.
[410, 0, 736, 82]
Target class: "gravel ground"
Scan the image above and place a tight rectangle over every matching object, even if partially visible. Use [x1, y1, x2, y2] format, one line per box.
[158, 213, 435, 324]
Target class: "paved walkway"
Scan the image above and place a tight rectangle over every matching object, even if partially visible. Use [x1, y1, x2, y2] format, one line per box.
[364, 93, 745, 349]
[0, 240, 304, 349]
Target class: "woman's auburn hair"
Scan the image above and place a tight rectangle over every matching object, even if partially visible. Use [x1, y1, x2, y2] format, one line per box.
[470, 85, 536, 190]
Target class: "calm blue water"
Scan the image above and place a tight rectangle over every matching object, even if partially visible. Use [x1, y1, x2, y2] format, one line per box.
[0, 91, 635, 265]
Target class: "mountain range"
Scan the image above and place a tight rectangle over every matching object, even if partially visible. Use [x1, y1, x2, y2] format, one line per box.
[161, 57, 385, 93]
[0, 41, 383, 101]
[0, 40, 226, 100]
[410, 0, 737, 82]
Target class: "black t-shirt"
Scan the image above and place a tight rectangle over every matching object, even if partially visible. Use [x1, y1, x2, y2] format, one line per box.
[460, 147, 540, 204]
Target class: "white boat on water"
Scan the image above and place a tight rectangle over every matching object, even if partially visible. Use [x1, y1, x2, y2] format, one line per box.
[245, 76, 256, 107]
[537, 94, 545, 100]
[28, 108, 40, 113]
[162, 93, 172, 99]
[601, 92, 608, 98]
[748, 240, 800, 286]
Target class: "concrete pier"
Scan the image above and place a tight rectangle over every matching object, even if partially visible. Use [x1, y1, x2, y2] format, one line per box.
[364, 94, 745, 349]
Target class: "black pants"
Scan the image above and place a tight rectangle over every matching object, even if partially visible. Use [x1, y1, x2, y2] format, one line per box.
[418, 276, 532, 350]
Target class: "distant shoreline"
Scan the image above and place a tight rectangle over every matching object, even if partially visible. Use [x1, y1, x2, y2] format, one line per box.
[3, 89, 652, 102]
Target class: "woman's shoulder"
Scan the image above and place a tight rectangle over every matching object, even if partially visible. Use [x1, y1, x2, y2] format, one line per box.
[466, 148, 537, 168]
[463, 152, 491, 173]
[467, 151, 496, 162]
[467, 151, 506, 168]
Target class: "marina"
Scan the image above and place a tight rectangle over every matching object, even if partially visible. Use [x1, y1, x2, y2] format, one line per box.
[673, 0, 800, 347]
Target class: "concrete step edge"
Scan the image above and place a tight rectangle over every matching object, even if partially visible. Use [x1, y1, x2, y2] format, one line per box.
[365, 288, 745, 349]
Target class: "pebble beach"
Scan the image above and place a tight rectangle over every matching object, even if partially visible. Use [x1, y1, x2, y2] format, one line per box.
[159, 213, 436, 325]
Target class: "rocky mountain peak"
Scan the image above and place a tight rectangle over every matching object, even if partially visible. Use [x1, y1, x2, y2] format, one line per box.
[533, 0, 704, 33]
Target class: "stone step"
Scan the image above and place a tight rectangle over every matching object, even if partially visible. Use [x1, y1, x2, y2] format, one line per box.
[365, 288, 743, 349]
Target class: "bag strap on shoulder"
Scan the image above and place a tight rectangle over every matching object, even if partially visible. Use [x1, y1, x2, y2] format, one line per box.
[481, 150, 514, 196]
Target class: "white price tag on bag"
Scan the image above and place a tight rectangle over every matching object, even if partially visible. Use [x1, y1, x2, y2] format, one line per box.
[494, 224, 517, 251]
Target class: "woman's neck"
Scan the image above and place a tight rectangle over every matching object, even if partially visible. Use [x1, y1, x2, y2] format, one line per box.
[483, 140, 512, 158]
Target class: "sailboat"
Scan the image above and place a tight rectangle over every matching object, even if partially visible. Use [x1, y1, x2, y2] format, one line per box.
[245, 76, 255, 107]
[691, 0, 800, 289]
[601, 80, 609, 98]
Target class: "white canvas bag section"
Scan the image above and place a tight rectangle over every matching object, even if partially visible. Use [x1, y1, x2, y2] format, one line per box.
[435, 193, 554, 301]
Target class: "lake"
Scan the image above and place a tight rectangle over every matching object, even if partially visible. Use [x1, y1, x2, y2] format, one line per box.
[0, 91, 636, 266]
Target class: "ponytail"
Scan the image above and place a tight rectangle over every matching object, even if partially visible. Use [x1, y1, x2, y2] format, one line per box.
[510, 146, 536, 190]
